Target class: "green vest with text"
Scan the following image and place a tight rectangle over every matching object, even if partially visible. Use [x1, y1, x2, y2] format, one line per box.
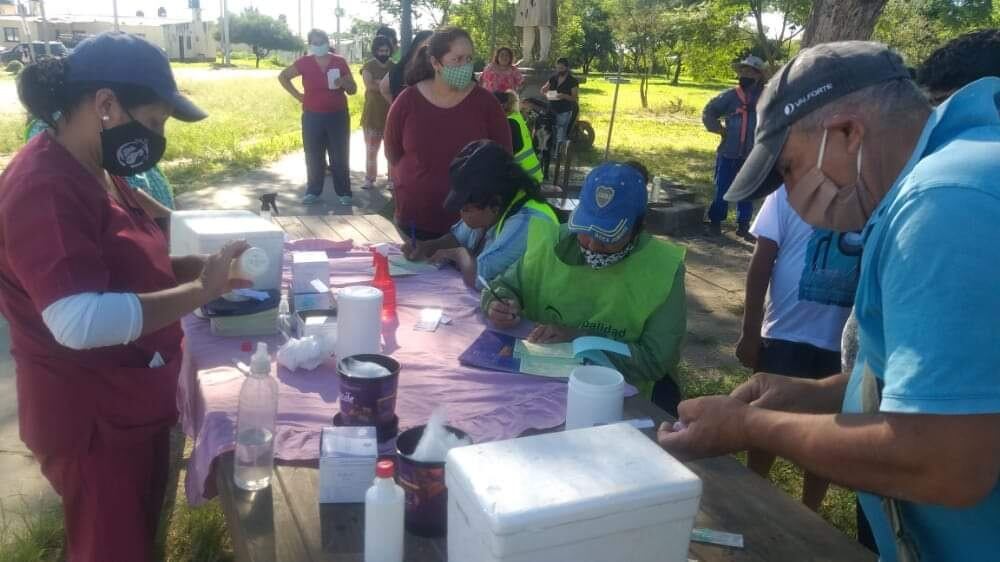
[509, 112, 543, 183]
[519, 224, 685, 344]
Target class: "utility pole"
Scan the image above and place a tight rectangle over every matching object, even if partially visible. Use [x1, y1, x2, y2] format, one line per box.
[297, 0, 302, 38]
[222, 0, 231, 65]
[309, 0, 314, 31]
[400, 0, 412, 51]
[335, 0, 341, 54]
[37, 0, 49, 55]
[112, 0, 120, 31]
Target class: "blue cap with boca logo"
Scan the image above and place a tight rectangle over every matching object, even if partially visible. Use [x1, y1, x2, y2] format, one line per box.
[67, 32, 207, 122]
[568, 162, 648, 244]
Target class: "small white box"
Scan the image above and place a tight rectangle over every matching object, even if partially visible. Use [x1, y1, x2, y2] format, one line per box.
[292, 251, 331, 294]
[319, 426, 377, 504]
[295, 310, 337, 340]
[293, 292, 333, 314]
[446, 423, 702, 562]
[170, 210, 285, 291]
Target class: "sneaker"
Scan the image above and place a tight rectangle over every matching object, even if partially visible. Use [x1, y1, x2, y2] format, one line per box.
[736, 224, 756, 242]
[362, 178, 375, 190]
[338, 195, 353, 206]
[301, 193, 321, 206]
[707, 221, 722, 236]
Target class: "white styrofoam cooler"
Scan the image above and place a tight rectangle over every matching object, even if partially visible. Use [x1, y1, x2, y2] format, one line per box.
[170, 210, 285, 291]
[446, 423, 702, 562]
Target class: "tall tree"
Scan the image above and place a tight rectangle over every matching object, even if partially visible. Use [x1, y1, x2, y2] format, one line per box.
[875, 0, 997, 64]
[608, 0, 674, 108]
[801, 0, 888, 47]
[222, 8, 303, 68]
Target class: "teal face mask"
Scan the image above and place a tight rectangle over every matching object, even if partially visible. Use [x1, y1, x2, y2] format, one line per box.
[441, 62, 474, 89]
[309, 45, 329, 56]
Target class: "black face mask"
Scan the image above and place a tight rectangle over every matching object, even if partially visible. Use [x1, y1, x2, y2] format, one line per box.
[375, 54, 390, 64]
[100, 115, 166, 177]
[739, 77, 758, 90]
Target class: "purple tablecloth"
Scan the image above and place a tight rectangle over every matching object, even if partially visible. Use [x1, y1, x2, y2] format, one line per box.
[178, 239, 582, 505]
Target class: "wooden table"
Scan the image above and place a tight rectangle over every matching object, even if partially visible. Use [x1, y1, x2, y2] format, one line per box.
[211, 213, 875, 562]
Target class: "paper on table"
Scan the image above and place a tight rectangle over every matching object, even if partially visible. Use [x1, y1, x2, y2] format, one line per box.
[368, 256, 440, 277]
[515, 340, 574, 360]
[518, 355, 579, 378]
[327, 68, 341, 89]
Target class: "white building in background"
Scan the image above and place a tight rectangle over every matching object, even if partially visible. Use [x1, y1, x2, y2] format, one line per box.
[0, 4, 217, 61]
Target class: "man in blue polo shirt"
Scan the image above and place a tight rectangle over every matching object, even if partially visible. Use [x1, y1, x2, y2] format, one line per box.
[658, 41, 1000, 560]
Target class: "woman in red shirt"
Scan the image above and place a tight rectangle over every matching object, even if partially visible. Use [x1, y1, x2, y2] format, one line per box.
[384, 27, 513, 240]
[0, 33, 250, 562]
[279, 29, 358, 206]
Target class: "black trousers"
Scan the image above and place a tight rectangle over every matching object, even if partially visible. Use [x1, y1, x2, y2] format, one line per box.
[302, 109, 351, 197]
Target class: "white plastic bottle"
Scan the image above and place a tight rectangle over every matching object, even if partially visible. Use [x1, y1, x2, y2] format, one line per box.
[364, 459, 405, 562]
[233, 342, 279, 491]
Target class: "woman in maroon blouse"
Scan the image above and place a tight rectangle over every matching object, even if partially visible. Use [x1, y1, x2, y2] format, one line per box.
[279, 29, 358, 206]
[384, 27, 513, 240]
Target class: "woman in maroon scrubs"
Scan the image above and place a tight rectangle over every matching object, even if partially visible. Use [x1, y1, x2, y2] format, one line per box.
[0, 33, 249, 561]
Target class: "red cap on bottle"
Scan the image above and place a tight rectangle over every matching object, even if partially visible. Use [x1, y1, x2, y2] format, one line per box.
[240, 341, 253, 353]
[376, 459, 395, 479]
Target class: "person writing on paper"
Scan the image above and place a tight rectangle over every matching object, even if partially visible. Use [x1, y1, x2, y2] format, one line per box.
[403, 139, 558, 289]
[279, 29, 357, 206]
[482, 162, 687, 414]
[0, 33, 252, 562]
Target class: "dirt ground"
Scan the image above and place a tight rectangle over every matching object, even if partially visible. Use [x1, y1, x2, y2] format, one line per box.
[667, 232, 753, 374]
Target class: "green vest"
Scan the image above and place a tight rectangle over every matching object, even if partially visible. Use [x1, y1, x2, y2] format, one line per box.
[496, 190, 559, 237]
[520, 224, 685, 346]
[509, 112, 543, 183]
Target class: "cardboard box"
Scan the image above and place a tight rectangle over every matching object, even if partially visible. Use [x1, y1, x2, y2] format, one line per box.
[292, 251, 331, 294]
[319, 426, 377, 504]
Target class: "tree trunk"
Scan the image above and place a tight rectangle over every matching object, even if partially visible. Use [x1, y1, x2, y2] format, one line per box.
[640, 63, 651, 109]
[801, 0, 888, 47]
[671, 53, 682, 86]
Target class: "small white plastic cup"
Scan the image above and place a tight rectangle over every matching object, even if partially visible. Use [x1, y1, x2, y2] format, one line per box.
[565, 366, 625, 430]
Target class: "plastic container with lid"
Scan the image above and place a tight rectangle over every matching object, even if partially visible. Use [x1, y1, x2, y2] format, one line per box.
[446, 423, 702, 562]
[564, 366, 625, 430]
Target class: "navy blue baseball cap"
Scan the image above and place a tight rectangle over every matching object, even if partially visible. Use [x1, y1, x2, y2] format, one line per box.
[67, 32, 207, 122]
[568, 162, 648, 244]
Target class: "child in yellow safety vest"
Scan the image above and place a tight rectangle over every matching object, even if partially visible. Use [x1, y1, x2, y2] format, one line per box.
[495, 91, 544, 183]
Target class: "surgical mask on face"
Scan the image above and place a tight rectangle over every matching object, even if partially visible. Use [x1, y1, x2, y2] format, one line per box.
[787, 129, 878, 232]
[441, 62, 474, 89]
[309, 44, 329, 56]
[375, 54, 390, 64]
[739, 77, 758, 89]
[580, 239, 636, 269]
[100, 113, 167, 177]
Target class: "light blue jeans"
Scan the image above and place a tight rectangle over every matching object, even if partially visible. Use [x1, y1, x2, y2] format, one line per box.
[555, 111, 573, 144]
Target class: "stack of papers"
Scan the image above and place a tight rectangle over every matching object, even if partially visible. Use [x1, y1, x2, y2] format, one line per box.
[318, 426, 377, 504]
[369, 255, 441, 277]
[513, 341, 580, 378]
[513, 337, 633, 378]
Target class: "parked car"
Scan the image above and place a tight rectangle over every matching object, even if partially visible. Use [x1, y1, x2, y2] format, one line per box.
[0, 42, 69, 64]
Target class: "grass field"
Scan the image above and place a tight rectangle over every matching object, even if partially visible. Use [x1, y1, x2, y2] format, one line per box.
[574, 74, 728, 202]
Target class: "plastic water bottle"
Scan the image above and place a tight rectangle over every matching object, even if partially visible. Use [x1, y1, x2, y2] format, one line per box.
[364, 460, 405, 562]
[371, 246, 397, 320]
[276, 292, 292, 339]
[234, 342, 279, 491]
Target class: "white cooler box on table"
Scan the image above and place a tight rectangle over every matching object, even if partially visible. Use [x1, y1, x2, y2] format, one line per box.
[170, 211, 285, 291]
[446, 423, 702, 562]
